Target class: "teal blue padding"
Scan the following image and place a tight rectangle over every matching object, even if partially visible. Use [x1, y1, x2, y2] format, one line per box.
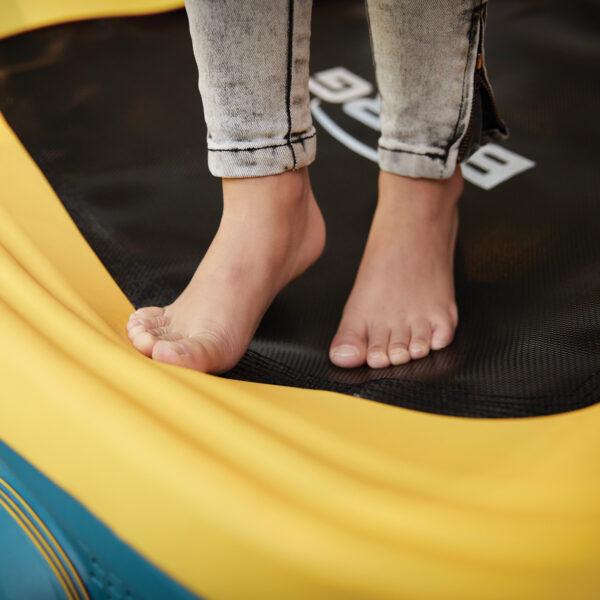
[0, 442, 202, 600]
[0, 502, 69, 600]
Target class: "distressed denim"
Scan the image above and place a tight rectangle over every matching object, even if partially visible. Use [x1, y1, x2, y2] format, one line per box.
[184, 0, 507, 179]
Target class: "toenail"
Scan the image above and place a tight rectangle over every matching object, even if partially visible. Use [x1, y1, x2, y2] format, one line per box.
[331, 345, 359, 359]
[390, 347, 408, 356]
[368, 351, 389, 367]
[390, 348, 409, 361]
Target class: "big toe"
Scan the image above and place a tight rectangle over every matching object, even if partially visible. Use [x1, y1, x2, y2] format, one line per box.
[152, 338, 216, 373]
[152, 340, 190, 368]
[330, 325, 367, 368]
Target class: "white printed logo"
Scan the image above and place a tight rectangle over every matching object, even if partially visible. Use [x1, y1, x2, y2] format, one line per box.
[309, 67, 535, 190]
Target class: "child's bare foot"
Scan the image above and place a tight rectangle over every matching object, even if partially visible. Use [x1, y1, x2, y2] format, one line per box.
[127, 168, 325, 373]
[330, 166, 463, 369]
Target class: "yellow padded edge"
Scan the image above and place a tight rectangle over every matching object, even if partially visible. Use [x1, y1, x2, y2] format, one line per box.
[2, 106, 600, 600]
[1, 4, 600, 598]
[0, 0, 183, 39]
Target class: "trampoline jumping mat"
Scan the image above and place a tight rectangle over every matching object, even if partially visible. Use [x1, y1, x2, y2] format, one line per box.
[1, 0, 600, 417]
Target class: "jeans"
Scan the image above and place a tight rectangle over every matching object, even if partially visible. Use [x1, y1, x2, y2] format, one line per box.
[184, 0, 507, 179]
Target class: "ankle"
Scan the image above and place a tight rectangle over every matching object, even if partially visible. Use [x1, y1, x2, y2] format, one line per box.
[377, 166, 463, 218]
[215, 168, 323, 269]
[221, 168, 310, 214]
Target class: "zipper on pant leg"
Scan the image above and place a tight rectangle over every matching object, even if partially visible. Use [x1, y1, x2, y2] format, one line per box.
[457, 4, 508, 163]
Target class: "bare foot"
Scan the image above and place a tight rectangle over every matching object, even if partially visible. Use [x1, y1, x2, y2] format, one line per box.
[127, 168, 325, 372]
[330, 166, 462, 369]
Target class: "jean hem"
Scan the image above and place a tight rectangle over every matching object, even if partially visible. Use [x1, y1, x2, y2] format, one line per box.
[207, 133, 316, 178]
[378, 146, 455, 179]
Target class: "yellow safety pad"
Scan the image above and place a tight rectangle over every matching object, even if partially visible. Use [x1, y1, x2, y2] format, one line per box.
[1, 3, 600, 598]
[0, 0, 183, 39]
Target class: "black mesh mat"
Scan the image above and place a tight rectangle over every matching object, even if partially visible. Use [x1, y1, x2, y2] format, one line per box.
[1, 0, 600, 417]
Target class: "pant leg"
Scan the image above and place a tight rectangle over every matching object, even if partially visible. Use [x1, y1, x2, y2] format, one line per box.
[365, 0, 507, 179]
[184, 0, 316, 178]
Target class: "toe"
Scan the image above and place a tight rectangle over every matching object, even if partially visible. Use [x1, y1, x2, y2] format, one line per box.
[127, 315, 139, 331]
[388, 324, 411, 365]
[152, 340, 190, 368]
[448, 302, 459, 328]
[152, 337, 217, 373]
[408, 318, 432, 360]
[128, 307, 164, 330]
[330, 319, 367, 368]
[431, 314, 456, 351]
[131, 330, 158, 357]
[127, 315, 169, 345]
[127, 322, 146, 340]
[135, 315, 169, 331]
[127, 313, 145, 333]
[366, 324, 391, 369]
[134, 306, 165, 319]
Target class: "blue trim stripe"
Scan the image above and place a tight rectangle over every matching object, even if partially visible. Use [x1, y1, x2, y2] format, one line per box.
[0, 442, 202, 600]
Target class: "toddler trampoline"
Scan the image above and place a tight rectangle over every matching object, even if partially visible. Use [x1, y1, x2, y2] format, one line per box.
[1, 1, 600, 598]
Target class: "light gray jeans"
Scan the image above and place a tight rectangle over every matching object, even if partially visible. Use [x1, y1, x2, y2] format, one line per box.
[184, 0, 507, 179]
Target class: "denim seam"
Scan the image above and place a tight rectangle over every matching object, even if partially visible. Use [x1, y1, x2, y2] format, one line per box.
[443, 1, 484, 166]
[363, 0, 379, 104]
[285, 0, 297, 169]
[378, 145, 446, 162]
[207, 132, 316, 153]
